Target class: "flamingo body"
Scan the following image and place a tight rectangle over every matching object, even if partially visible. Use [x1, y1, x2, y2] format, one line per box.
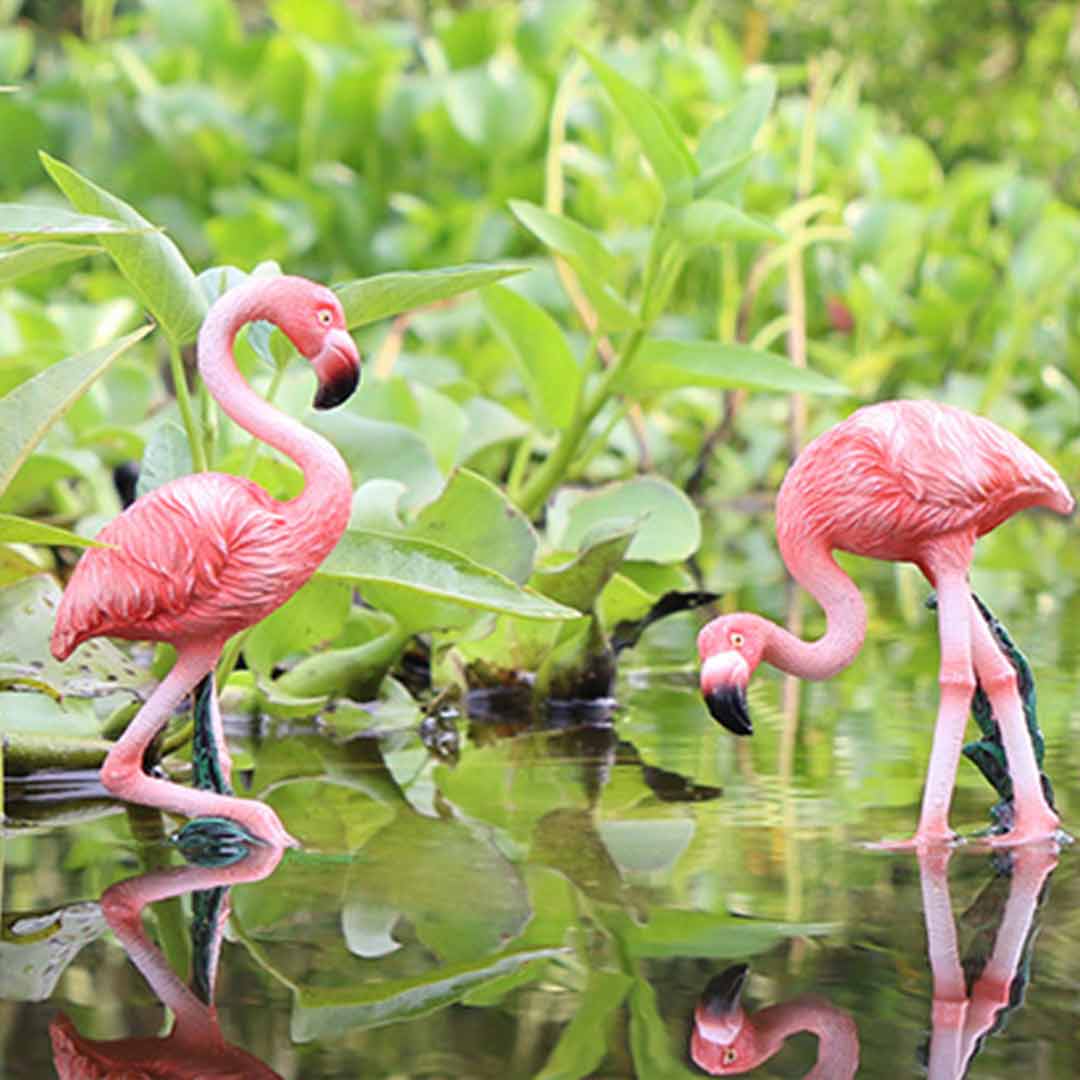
[698, 399, 1074, 848]
[50, 275, 361, 847]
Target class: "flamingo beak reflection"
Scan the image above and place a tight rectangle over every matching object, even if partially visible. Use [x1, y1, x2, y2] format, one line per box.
[701, 651, 753, 736]
[311, 328, 361, 410]
[697, 963, 749, 1036]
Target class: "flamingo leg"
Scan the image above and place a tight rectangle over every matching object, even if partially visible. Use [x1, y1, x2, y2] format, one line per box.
[101, 644, 296, 848]
[909, 568, 975, 846]
[967, 605, 1061, 846]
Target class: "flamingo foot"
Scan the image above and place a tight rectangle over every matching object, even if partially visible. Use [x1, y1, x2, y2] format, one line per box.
[863, 831, 963, 853]
[971, 818, 1070, 850]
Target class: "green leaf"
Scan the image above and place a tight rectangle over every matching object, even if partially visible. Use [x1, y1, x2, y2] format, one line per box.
[410, 469, 538, 585]
[622, 339, 850, 397]
[0, 326, 153, 498]
[337, 263, 527, 328]
[697, 71, 778, 166]
[136, 421, 192, 499]
[582, 49, 697, 194]
[547, 477, 700, 563]
[445, 64, 546, 156]
[39, 153, 207, 345]
[534, 523, 636, 613]
[0, 205, 147, 240]
[319, 529, 581, 627]
[0, 241, 99, 283]
[509, 200, 616, 281]
[243, 575, 353, 676]
[535, 971, 633, 1080]
[0, 513, 110, 549]
[668, 199, 782, 246]
[480, 284, 581, 431]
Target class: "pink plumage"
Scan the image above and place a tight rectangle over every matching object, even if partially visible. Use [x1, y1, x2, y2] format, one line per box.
[51, 275, 361, 848]
[698, 399, 1074, 849]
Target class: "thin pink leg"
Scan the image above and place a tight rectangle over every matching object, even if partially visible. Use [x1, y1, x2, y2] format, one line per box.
[101, 644, 296, 848]
[967, 604, 1061, 847]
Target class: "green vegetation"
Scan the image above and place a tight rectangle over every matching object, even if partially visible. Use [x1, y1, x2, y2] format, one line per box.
[0, 1, 1077, 768]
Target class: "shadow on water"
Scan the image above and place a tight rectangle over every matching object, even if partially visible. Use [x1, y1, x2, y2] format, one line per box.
[1, 595, 1079, 1077]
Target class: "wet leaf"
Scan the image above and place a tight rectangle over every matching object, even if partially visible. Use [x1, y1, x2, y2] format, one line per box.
[40, 153, 207, 345]
[0, 326, 153, 499]
[337, 263, 526, 328]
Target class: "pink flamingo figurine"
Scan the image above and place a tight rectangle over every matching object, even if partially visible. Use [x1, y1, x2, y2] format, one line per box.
[697, 400, 1073, 848]
[50, 842, 285, 1079]
[51, 275, 361, 848]
[690, 963, 859, 1077]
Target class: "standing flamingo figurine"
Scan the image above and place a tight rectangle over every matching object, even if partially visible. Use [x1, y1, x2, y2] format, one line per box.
[50, 275, 361, 848]
[698, 400, 1073, 848]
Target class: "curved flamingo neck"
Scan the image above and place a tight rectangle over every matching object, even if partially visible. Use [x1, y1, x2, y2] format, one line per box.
[763, 540, 867, 681]
[753, 997, 859, 1079]
[197, 281, 352, 539]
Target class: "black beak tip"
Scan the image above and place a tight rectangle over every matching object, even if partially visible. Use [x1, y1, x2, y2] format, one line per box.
[313, 363, 360, 410]
[704, 686, 753, 736]
[701, 964, 750, 1017]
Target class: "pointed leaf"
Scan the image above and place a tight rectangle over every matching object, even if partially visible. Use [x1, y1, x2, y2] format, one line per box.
[0, 241, 99, 282]
[0, 513, 110, 549]
[0, 326, 153, 498]
[698, 72, 778, 166]
[669, 199, 782, 246]
[39, 153, 207, 345]
[0, 205, 147, 240]
[623, 338, 849, 397]
[582, 50, 697, 193]
[320, 529, 580, 624]
[136, 420, 192, 498]
[509, 200, 616, 281]
[481, 285, 581, 430]
[337, 263, 527, 328]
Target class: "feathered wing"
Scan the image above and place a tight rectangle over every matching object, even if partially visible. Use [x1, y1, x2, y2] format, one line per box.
[779, 401, 1070, 559]
[51, 474, 285, 658]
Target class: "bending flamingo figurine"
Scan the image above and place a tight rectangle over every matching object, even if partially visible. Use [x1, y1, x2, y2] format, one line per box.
[690, 963, 859, 1077]
[698, 400, 1073, 848]
[50, 275, 361, 848]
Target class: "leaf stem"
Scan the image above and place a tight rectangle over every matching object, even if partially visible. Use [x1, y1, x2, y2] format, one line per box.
[168, 340, 208, 472]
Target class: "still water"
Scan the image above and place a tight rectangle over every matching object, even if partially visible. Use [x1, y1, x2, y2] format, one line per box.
[3, 582, 1079, 1078]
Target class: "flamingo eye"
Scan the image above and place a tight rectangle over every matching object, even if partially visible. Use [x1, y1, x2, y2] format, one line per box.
[317, 308, 333, 327]
[723, 1048, 737, 1065]
[731, 632, 745, 648]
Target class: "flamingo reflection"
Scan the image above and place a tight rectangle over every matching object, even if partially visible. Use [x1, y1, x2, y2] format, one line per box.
[49, 841, 284, 1079]
[920, 841, 1058, 1078]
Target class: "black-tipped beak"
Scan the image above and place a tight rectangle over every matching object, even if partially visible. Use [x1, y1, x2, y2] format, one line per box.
[700, 964, 750, 1020]
[312, 329, 361, 410]
[705, 685, 753, 736]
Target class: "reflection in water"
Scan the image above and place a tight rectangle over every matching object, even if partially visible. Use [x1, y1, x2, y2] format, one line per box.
[919, 842, 1058, 1079]
[49, 842, 284, 1080]
[690, 962, 859, 1078]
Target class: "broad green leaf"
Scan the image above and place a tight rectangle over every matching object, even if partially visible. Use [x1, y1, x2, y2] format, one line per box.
[669, 199, 782, 246]
[697, 71, 778, 167]
[535, 971, 633, 1080]
[481, 284, 581, 431]
[0, 513, 110, 549]
[582, 50, 697, 194]
[621, 339, 850, 397]
[446, 64, 546, 156]
[534, 523, 636, 612]
[0, 326, 152, 498]
[337, 263, 527, 328]
[40, 153, 207, 345]
[0, 690, 100, 739]
[509, 200, 616, 281]
[457, 396, 530, 463]
[243, 575, 352, 676]
[0, 205, 147, 240]
[320, 529, 580, 625]
[0, 543, 43, 587]
[135, 421, 192, 499]
[0, 241, 99, 283]
[548, 477, 700, 563]
[410, 469, 538, 585]
[629, 978, 702, 1080]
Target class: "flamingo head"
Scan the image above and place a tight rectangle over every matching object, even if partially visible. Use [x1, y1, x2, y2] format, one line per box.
[272, 279, 361, 410]
[697, 615, 767, 736]
[690, 964, 761, 1075]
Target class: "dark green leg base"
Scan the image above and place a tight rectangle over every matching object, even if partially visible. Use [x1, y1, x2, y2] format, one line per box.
[171, 816, 264, 868]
